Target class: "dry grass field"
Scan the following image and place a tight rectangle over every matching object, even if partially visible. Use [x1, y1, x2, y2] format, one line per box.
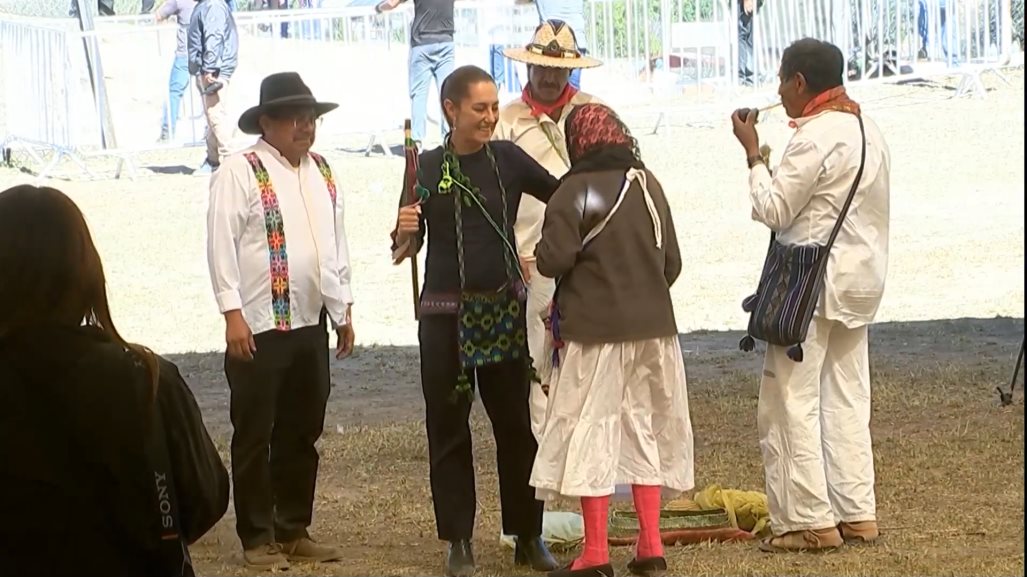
[0, 52, 1023, 576]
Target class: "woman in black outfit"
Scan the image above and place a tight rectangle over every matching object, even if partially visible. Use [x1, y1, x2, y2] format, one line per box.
[0, 185, 229, 577]
[392, 65, 561, 577]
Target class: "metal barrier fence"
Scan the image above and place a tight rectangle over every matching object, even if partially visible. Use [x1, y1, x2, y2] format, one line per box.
[0, 0, 1021, 179]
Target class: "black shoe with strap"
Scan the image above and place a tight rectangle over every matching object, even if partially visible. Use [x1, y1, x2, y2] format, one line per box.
[548, 562, 617, 577]
[445, 540, 475, 577]
[627, 556, 667, 577]
[514, 535, 559, 571]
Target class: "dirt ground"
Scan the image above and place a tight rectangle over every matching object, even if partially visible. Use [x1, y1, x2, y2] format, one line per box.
[0, 66, 1023, 576]
[176, 324, 1026, 577]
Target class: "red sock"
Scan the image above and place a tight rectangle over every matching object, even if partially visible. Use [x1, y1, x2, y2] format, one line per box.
[632, 484, 664, 559]
[571, 495, 610, 570]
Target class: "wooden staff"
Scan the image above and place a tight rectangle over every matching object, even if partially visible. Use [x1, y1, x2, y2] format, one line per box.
[392, 119, 422, 319]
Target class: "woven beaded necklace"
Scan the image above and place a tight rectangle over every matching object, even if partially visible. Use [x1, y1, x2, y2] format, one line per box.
[428, 138, 532, 399]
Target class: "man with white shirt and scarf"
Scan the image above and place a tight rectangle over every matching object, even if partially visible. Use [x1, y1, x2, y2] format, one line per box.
[207, 72, 354, 570]
[731, 38, 890, 553]
[493, 20, 602, 439]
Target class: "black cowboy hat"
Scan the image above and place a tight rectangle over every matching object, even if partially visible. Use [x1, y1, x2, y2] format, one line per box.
[238, 72, 339, 135]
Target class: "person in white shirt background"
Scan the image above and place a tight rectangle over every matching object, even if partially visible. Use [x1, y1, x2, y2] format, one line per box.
[206, 71, 355, 570]
[731, 37, 890, 553]
[493, 20, 602, 439]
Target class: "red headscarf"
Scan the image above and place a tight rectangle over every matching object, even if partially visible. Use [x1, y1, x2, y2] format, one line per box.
[564, 103, 639, 165]
[562, 103, 644, 178]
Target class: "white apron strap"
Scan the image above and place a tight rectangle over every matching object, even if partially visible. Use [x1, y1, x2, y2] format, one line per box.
[583, 168, 662, 248]
[626, 167, 663, 249]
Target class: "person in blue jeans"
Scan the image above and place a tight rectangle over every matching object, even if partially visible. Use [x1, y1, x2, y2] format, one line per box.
[156, 0, 199, 142]
[375, 0, 455, 146]
[917, 0, 959, 64]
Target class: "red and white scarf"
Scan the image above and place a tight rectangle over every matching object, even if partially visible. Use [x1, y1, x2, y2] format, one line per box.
[788, 86, 861, 129]
[522, 83, 578, 119]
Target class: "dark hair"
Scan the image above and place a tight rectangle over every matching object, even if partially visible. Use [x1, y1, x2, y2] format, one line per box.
[780, 38, 845, 94]
[0, 185, 159, 396]
[439, 65, 496, 125]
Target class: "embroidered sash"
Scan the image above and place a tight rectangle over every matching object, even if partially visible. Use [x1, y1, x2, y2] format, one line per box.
[309, 151, 337, 208]
[243, 151, 339, 331]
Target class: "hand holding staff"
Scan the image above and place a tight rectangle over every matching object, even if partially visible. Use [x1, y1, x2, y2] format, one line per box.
[396, 203, 422, 236]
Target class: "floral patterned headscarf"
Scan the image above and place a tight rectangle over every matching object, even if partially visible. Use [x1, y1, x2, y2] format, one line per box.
[564, 103, 642, 167]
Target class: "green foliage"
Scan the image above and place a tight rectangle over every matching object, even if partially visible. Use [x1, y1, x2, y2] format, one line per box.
[0, 0, 143, 17]
[586, 0, 716, 58]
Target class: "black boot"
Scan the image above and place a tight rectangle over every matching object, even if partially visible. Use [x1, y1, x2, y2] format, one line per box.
[445, 540, 475, 577]
[514, 535, 559, 571]
[627, 556, 667, 577]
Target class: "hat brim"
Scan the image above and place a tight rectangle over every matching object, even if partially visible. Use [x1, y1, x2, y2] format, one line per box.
[503, 47, 603, 69]
[238, 95, 339, 135]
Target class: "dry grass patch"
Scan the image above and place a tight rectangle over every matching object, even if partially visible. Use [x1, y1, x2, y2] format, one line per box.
[190, 361, 1025, 576]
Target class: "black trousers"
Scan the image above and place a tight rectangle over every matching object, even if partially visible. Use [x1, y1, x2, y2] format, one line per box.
[738, 25, 755, 85]
[224, 320, 330, 550]
[418, 314, 544, 542]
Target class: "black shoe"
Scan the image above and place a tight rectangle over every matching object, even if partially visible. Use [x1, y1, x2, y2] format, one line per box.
[514, 535, 559, 571]
[548, 562, 616, 577]
[445, 540, 475, 577]
[627, 556, 667, 577]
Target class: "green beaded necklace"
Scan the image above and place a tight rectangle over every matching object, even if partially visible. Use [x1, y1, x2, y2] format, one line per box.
[429, 138, 536, 399]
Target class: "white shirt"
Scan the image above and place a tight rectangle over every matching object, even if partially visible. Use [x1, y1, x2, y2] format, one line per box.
[207, 139, 353, 334]
[493, 90, 602, 260]
[749, 110, 891, 328]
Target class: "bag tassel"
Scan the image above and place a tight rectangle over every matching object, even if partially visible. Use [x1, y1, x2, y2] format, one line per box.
[741, 294, 758, 313]
[527, 360, 542, 384]
[787, 344, 804, 363]
[451, 372, 475, 403]
[549, 301, 565, 368]
[739, 335, 756, 352]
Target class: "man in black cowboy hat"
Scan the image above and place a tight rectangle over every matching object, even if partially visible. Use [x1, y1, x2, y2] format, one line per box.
[207, 71, 355, 570]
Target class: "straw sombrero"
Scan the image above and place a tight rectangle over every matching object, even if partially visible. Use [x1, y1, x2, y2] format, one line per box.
[503, 20, 603, 69]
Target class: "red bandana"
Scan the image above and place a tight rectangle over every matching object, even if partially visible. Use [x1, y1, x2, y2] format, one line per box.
[788, 86, 861, 129]
[522, 83, 578, 119]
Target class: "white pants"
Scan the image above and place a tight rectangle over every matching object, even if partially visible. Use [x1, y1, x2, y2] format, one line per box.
[758, 315, 876, 535]
[196, 76, 234, 166]
[525, 260, 556, 441]
[530, 336, 695, 500]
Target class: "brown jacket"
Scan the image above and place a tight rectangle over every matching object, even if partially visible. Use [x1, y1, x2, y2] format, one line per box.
[535, 168, 682, 344]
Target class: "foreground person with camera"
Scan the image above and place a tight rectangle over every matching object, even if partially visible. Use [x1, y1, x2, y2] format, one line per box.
[0, 184, 229, 577]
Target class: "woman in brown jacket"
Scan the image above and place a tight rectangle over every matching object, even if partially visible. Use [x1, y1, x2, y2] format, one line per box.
[530, 103, 695, 577]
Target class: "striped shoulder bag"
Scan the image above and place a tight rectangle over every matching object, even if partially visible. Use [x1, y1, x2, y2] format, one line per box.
[738, 115, 867, 362]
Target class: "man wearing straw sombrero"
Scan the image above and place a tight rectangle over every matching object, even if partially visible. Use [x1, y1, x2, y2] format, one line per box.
[494, 19, 602, 441]
[207, 71, 354, 570]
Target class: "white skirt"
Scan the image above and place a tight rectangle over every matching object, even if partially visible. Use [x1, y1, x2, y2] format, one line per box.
[529, 336, 695, 501]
